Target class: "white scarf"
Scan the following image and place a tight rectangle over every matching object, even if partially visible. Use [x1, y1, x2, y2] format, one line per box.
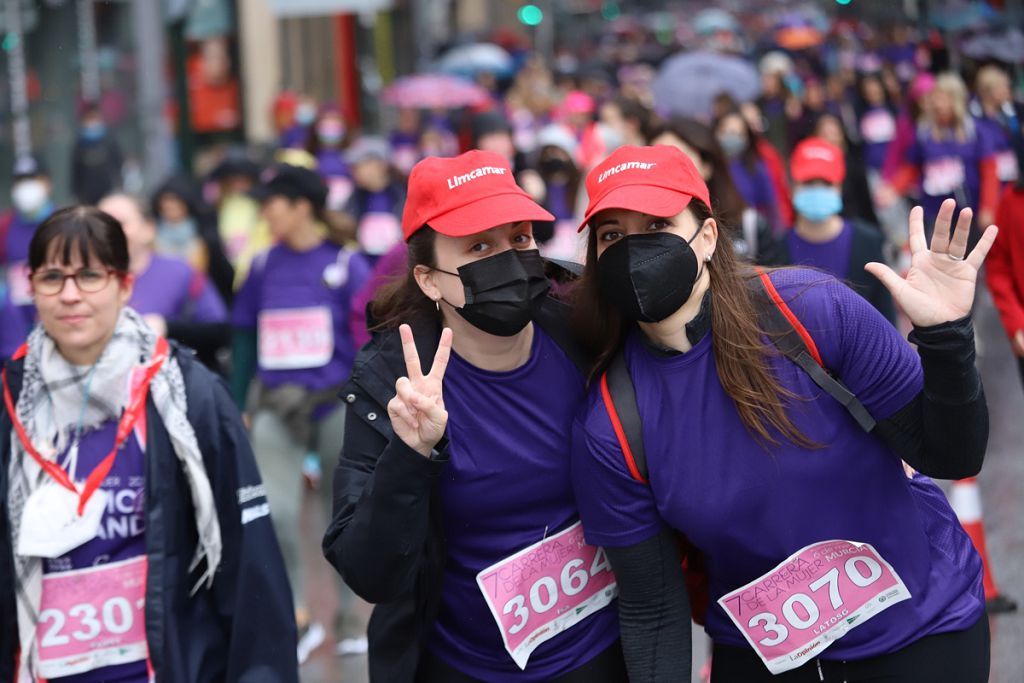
[8, 308, 222, 681]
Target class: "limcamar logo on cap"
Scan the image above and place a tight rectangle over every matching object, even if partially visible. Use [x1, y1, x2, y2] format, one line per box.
[598, 161, 657, 183]
[803, 147, 835, 161]
[447, 165, 508, 189]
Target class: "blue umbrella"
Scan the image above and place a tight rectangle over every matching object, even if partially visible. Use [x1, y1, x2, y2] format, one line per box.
[653, 51, 760, 118]
[435, 43, 515, 77]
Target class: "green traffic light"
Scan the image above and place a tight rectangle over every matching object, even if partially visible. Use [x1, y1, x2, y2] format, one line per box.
[518, 4, 544, 26]
[836, 0, 852, 5]
[602, 2, 621, 20]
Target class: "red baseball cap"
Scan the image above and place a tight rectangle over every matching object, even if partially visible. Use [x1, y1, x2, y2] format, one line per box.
[402, 150, 554, 240]
[790, 137, 846, 185]
[579, 145, 712, 232]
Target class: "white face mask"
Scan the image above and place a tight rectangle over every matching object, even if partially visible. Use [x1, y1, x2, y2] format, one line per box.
[12, 179, 49, 216]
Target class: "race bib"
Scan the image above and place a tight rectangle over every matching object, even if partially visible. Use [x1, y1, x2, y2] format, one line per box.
[860, 111, 896, 144]
[326, 176, 354, 212]
[37, 556, 148, 678]
[922, 157, 965, 196]
[718, 540, 911, 675]
[7, 261, 32, 306]
[393, 146, 420, 176]
[258, 306, 333, 370]
[476, 521, 617, 670]
[995, 150, 1019, 183]
[357, 212, 402, 256]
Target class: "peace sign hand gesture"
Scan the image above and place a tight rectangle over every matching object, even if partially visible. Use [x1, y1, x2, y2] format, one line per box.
[864, 199, 999, 328]
[387, 324, 454, 457]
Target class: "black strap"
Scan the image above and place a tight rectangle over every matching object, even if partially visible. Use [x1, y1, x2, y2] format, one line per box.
[607, 349, 649, 481]
[753, 287, 876, 432]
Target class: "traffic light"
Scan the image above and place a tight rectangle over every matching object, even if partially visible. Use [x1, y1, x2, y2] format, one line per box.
[517, 4, 544, 26]
[602, 2, 622, 20]
[836, 0, 852, 5]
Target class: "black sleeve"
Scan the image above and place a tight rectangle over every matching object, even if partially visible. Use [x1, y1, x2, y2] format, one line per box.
[165, 321, 230, 363]
[873, 316, 988, 479]
[605, 528, 692, 682]
[322, 398, 447, 603]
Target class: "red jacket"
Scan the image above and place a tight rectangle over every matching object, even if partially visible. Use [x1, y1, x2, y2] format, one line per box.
[757, 138, 795, 228]
[987, 185, 1024, 339]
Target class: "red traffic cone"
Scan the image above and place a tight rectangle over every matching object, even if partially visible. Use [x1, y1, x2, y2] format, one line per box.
[950, 477, 1017, 614]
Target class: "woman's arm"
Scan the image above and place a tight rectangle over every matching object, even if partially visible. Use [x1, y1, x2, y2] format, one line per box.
[606, 529, 692, 682]
[322, 401, 447, 603]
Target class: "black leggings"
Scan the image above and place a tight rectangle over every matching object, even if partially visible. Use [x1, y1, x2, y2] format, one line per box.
[415, 640, 628, 682]
[711, 614, 990, 682]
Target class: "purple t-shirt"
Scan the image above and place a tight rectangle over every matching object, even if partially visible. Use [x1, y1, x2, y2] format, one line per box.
[859, 107, 897, 171]
[130, 254, 226, 323]
[572, 268, 984, 661]
[43, 421, 148, 682]
[730, 159, 782, 233]
[428, 327, 620, 680]
[1, 212, 45, 355]
[908, 122, 995, 219]
[232, 242, 371, 391]
[786, 221, 854, 280]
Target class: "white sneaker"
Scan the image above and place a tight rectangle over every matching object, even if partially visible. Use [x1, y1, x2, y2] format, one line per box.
[297, 621, 326, 665]
[336, 636, 369, 657]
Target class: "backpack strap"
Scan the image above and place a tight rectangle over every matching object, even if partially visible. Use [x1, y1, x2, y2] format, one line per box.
[754, 269, 876, 432]
[599, 350, 648, 483]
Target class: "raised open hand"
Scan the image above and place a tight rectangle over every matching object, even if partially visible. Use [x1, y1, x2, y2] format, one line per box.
[387, 324, 453, 457]
[864, 199, 998, 328]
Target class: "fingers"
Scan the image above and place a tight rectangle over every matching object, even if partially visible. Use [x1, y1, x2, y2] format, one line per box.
[399, 324, 423, 380]
[428, 328, 454, 381]
[907, 206, 927, 255]
[864, 262, 905, 297]
[966, 225, 999, 270]
[947, 206, 973, 259]
[387, 394, 420, 434]
[928, 198, 956, 253]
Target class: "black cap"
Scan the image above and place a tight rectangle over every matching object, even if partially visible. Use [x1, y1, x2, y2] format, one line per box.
[250, 164, 327, 211]
[13, 155, 48, 180]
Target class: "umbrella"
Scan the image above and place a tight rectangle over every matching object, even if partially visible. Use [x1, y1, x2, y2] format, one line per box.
[435, 43, 514, 77]
[381, 74, 491, 109]
[653, 51, 760, 118]
[927, 1, 999, 31]
[773, 12, 825, 51]
[962, 29, 1024, 64]
[693, 9, 739, 36]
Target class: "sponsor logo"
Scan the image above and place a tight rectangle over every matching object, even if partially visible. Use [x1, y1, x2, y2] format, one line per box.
[237, 484, 267, 505]
[447, 166, 507, 189]
[598, 161, 656, 183]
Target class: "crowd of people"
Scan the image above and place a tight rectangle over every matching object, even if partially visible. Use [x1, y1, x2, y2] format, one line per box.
[0, 10, 1021, 683]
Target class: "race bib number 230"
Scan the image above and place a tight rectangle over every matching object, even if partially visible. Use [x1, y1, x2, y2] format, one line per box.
[476, 522, 617, 670]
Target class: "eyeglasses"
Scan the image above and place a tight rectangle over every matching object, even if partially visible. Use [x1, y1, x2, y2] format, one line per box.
[30, 268, 122, 296]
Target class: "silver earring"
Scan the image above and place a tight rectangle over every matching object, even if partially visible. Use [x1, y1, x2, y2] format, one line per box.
[434, 299, 441, 312]
[705, 254, 712, 263]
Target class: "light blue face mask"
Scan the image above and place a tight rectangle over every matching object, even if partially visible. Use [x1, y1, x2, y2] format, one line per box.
[793, 186, 843, 222]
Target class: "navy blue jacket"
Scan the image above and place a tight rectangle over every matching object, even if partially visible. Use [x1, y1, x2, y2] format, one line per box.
[0, 344, 298, 682]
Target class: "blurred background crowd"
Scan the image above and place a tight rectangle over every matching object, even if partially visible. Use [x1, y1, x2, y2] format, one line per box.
[0, 0, 1022, 677]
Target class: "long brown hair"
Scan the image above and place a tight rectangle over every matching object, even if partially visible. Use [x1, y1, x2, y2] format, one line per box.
[369, 227, 442, 331]
[571, 200, 814, 448]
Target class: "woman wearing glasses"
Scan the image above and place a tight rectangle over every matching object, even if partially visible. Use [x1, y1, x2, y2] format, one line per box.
[0, 207, 298, 681]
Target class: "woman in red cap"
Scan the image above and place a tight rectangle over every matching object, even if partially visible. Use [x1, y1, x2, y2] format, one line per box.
[570, 144, 997, 681]
[323, 150, 626, 682]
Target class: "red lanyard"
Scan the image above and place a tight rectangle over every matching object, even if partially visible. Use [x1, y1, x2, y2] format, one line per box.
[2, 337, 169, 516]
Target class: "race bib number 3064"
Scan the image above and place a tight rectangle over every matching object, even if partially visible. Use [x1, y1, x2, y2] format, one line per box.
[717, 540, 910, 675]
[37, 556, 149, 679]
[476, 522, 617, 670]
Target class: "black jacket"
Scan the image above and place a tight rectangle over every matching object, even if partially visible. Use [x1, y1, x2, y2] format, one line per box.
[322, 296, 588, 682]
[769, 220, 896, 323]
[0, 345, 298, 682]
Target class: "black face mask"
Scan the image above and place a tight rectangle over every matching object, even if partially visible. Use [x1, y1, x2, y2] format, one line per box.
[437, 248, 549, 336]
[596, 230, 704, 323]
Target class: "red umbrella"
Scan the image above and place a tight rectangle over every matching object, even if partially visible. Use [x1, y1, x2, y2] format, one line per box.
[381, 74, 491, 110]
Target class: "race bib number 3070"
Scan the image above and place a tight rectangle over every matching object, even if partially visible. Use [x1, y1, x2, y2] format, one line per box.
[476, 522, 617, 670]
[717, 540, 910, 675]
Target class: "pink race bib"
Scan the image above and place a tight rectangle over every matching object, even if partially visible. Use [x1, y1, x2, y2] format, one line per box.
[326, 177, 354, 211]
[860, 111, 896, 144]
[996, 150, 1019, 183]
[37, 556, 149, 679]
[7, 262, 32, 306]
[922, 157, 965, 196]
[357, 212, 402, 256]
[476, 522, 617, 670]
[258, 306, 334, 370]
[718, 540, 911, 675]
